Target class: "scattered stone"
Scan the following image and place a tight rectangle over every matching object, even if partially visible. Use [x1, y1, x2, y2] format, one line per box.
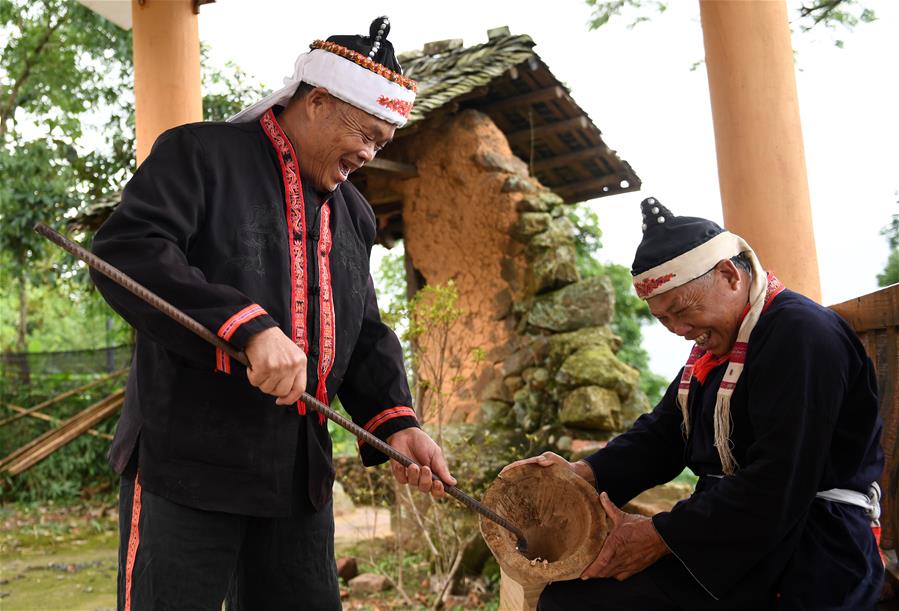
[348, 573, 392, 593]
[559, 386, 622, 431]
[336, 556, 358, 582]
[556, 435, 573, 451]
[528, 276, 615, 332]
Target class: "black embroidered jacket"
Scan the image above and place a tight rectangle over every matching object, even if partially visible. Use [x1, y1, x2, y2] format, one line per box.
[91, 108, 418, 516]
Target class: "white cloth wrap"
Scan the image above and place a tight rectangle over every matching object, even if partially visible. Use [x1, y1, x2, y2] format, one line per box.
[816, 482, 882, 522]
[228, 49, 415, 127]
[633, 231, 752, 299]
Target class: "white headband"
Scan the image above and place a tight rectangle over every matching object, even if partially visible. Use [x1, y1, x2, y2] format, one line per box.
[633, 231, 750, 299]
[228, 46, 416, 127]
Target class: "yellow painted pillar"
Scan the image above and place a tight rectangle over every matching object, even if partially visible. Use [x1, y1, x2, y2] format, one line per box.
[699, 0, 821, 302]
[131, 0, 203, 165]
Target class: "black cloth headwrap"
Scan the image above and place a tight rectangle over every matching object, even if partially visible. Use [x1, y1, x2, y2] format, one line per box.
[326, 16, 403, 74]
[630, 197, 725, 276]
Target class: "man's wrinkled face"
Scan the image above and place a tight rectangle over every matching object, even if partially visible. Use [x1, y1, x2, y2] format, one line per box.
[646, 262, 747, 357]
[303, 95, 395, 192]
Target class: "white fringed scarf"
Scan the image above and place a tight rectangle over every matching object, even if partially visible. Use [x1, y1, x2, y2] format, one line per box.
[634, 232, 781, 475]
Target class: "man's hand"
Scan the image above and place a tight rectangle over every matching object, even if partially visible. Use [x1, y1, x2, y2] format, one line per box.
[387, 428, 456, 499]
[499, 451, 595, 485]
[244, 327, 307, 406]
[581, 492, 669, 581]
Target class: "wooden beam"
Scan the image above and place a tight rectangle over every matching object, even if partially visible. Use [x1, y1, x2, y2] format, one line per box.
[553, 175, 640, 201]
[532, 146, 609, 173]
[366, 158, 418, 178]
[481, 85, 568, 114]
[828, 283, 899, 332]
[3, 403, 113, 440]
[506, 116, 590, 145]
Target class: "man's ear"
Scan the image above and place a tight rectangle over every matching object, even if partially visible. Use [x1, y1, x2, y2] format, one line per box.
[303, 87, 333, 121]
[716, 259, 742, 290]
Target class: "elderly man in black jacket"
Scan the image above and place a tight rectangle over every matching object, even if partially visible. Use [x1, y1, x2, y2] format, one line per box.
[506, 199, 884, 611]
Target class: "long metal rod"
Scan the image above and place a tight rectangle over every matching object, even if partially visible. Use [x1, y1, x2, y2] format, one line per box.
[35, 222, 527, 550]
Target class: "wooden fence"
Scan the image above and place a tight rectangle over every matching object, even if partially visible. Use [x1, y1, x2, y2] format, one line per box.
[829, 282, 898, 585]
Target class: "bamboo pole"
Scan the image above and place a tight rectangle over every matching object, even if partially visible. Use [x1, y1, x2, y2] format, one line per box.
[0, 367, 128, 428]
[0, 389, 124, 473]
[2, 403, 113, 440]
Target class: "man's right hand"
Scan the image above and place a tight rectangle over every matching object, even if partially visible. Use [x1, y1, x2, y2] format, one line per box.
[499, 451, 596, 485]
[244, 327, 307, 406]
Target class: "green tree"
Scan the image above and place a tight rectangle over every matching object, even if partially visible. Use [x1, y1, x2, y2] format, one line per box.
[1, 0, 264, 353]
[1, 0, 132, 351]
[568, 204, 668, 403]
[585, 0, 876, 46]
[877, 200, 899, 287]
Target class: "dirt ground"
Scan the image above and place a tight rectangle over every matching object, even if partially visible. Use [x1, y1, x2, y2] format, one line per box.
[0, 498, 495, 611]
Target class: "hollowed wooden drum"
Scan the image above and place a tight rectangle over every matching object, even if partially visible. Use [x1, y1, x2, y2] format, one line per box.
[479, 463, 609, 610]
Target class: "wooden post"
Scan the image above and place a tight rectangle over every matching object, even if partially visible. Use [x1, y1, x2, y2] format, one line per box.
[131, 0, 203, 165]
[699, 0, 821, 302]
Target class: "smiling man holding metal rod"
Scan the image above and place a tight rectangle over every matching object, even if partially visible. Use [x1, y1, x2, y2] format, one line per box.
[89, 17, 454, 611]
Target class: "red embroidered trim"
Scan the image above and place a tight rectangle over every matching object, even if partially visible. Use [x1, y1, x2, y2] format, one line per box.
[362, 406, 417, 434]
[310, 40, 418, 92]
[124, 472, 142, 611]
[215, 305, 268, 374]
[377, 96, 413, 117]
[260, 109, 310, 414]
[635, 272, 676, 298]
[314, 203, 336, 425]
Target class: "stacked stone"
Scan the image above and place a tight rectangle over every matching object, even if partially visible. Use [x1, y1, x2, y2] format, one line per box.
[480, 177, 650, 450]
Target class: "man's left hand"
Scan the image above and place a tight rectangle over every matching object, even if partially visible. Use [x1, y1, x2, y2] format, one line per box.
[386, 428, 456, 499]
[581, 492, 670, 581]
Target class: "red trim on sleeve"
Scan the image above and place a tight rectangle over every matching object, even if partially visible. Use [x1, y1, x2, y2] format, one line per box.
[214, 304, 267, 373]
[357, 406, 418, 447]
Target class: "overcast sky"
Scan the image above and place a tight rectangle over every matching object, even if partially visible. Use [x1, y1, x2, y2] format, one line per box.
[198, 0, 899, 380]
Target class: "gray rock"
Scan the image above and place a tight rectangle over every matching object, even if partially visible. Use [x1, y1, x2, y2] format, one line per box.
[473, 151, 528, 175]
[336, 557, 358, 582]
[348, 573, 392, 592]
[547, 326, 621, 365]
[502, 175, 537, 193]
[482, 400, 514, 426]
[480, 378, 512, 402]
[530, 216, 577, 248]
[528, 276, 615, 331]
[556, 344, 640, 398]
[530, 245, 579, 293]
[516, 190, 564, 212]
[621, 388, 652, 426]
[513, 212, 552, 239]
[559, 386, 622, 430]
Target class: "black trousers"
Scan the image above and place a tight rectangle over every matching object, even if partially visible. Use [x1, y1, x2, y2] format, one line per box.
[537, 556, 776, 611]
[117, 473, 340, 611]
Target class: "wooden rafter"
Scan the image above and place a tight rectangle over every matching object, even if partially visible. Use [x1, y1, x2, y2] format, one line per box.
[532, 146, 609, 173]
[506, 116, 590, 145]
